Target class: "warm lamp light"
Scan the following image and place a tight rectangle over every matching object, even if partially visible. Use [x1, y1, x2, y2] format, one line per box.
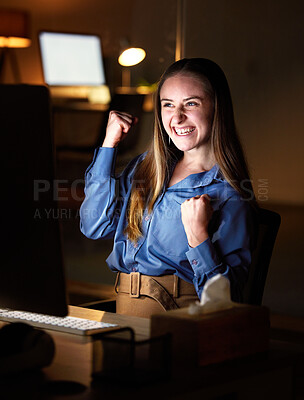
[0, 9, 31, 82]
[0, 9, 31, 48]
[118, 47, 146, 67]
[118, 46, 146, 89]
[0, 36, 31, 48]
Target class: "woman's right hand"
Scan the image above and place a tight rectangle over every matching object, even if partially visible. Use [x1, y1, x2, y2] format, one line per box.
[102, 110, 137, 148]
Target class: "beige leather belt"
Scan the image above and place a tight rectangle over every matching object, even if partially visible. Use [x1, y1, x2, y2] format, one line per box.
[114, 272, 196, 311]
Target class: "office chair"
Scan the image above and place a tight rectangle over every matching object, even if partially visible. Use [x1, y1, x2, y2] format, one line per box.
[243, 207, 281, 306]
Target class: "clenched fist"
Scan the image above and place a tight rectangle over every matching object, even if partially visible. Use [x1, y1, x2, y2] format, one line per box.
[181, 194, 213, 248]
[102, 110, 138, 148]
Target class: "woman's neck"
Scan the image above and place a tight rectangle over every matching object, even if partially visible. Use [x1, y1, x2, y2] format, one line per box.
[180, 149, 216, 173]
[168, 151, 216, 188]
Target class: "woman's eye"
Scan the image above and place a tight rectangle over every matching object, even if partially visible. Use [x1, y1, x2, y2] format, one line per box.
[162, 102, 173, 108]
[186, 101, 198, 107]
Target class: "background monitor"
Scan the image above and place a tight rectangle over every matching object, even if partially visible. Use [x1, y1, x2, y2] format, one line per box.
[39, 31, 106, 87]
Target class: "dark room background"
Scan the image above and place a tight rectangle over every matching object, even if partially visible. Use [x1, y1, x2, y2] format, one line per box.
[1, 0, 303, 317]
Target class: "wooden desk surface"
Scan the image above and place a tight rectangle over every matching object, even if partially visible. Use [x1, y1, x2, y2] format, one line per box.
[1, 307, 302, 399]
[68, 305, 150, 339]
[43, 306, 150, 386]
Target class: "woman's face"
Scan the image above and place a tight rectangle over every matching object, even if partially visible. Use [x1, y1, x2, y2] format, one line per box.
[160, 73, 214, 154]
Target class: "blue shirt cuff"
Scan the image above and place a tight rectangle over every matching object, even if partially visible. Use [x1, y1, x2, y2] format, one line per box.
[86, 147, 117, 178]
[186, 238, 222, 276]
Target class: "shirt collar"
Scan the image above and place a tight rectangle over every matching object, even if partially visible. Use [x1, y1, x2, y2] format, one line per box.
[167, 163, 225, 189]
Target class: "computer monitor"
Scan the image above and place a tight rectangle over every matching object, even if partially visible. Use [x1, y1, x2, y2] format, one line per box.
[0, 84, 68, 317]
[38, 31, 110, 102]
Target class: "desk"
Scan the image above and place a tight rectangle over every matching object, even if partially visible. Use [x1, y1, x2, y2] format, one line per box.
[44, 306, 150, 387]
[2, 306, 302, 400]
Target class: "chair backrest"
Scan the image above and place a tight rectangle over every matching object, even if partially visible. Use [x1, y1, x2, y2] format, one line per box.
[243, 207, 281, 306]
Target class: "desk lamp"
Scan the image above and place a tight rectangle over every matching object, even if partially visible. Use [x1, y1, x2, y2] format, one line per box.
[0, 8, 31, 82]
[118, 46, 146, 89]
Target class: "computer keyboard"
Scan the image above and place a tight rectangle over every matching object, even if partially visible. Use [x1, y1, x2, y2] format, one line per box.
[0, 309, 118, 336]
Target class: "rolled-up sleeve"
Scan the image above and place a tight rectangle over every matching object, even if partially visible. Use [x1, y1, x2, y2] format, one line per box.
[79, 147, 120, 239]
[80, 146, 141, 240]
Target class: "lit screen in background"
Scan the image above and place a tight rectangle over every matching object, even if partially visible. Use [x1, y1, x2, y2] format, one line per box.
[39, 32, 106, 86]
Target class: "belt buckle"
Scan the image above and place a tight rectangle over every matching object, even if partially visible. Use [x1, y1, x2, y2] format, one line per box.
[130, 272, 140, 298]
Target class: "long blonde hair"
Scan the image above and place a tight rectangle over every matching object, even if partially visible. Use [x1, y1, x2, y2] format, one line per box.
[125, 58, 255, 243]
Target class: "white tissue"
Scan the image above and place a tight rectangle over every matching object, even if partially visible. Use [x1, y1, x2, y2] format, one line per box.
[188, 274, 234, 315]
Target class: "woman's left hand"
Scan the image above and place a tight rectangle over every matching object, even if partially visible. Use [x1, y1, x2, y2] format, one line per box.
[181, 194, 213, 248]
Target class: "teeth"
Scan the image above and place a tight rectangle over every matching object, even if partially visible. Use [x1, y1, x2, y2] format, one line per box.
[174, 127, 195, 135]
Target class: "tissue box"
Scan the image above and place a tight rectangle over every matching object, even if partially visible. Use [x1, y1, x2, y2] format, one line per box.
[150, 304, 270, 368]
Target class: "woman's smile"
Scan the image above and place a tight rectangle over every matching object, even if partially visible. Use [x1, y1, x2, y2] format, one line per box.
[173, 126, 196, 136]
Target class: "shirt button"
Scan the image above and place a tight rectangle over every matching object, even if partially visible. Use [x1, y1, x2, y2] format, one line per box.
[144, 215, 150, 221]
[132, 266, 137, 272]
[192, 259, 198, 266]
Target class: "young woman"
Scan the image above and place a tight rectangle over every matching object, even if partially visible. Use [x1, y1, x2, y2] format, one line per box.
[80, 58, 257, 318]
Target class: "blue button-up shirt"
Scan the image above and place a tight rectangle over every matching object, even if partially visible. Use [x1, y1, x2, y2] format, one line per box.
[80, 147, 256, 302]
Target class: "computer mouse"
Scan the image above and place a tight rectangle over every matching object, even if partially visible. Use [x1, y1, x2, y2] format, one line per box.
[0, 322, 55, 374]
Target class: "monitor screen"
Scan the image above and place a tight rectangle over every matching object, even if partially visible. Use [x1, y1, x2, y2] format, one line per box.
[39, 31, 106, 86]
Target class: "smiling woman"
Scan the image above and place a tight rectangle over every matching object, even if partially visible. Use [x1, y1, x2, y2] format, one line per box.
[160, 74, 214, 157]
[79, 58, 258, 318]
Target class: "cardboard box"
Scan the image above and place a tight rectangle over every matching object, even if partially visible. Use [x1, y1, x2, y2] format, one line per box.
[151, 304, 270, 368]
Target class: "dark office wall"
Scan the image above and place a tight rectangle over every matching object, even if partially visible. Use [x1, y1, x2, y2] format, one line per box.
[184, 0, 304, 206]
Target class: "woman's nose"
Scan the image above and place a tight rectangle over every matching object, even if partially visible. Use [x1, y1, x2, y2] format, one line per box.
[173, 106, 185, 123]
